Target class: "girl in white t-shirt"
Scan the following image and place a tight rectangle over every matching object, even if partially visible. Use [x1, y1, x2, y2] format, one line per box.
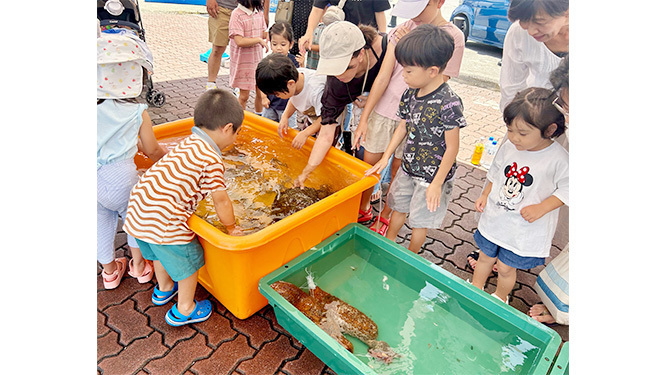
[471, 87, 568, 304]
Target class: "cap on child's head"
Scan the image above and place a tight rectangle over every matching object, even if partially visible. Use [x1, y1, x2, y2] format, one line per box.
[316, 21, 365, 76]
[322, 6, 345, 25]
[391, 0, 431, 19]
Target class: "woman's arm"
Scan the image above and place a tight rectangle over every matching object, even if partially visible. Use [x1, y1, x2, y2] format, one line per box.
[374, 11, 387, 33]
[295, 122, 336, 188]
[299, 6, 326, 52]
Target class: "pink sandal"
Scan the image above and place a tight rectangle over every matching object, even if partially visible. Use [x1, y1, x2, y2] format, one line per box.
[369, 216, 390, 237]
[128, 258, 154, 283]
[102, 257, 128, 289]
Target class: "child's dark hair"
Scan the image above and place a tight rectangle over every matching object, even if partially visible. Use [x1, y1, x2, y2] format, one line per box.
[503, 87, 566, 139]
[269, 20, 294, 43]
[256, 53, 299, 95]
[351, 24, 378, 59]
[194, 89, 244, 131]
[508, 0, 569, 22]
[395, 24, 455, 72]
[237, 0, 263, 11]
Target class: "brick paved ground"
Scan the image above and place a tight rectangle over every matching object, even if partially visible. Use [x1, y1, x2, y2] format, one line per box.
[97, 8, 568, 374]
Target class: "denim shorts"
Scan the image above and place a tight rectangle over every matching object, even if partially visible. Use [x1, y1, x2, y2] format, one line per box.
[136, 238, 205, 282]
[473, 230, 545, 270]
[387, 169, 454, 229]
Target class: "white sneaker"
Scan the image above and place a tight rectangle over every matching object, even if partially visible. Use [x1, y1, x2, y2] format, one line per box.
[205, 82, 217, 91]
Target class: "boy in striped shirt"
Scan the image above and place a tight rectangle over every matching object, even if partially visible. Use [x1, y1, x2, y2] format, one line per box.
[124, 89, 244, 326]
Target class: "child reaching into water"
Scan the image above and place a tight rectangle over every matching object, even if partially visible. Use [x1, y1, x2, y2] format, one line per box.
[97, 35, 167, 289]
[258, 21, 301, 129]
[123, 89, 245, 326]
[228, 0, 268, 112]
[471, 87, 569, 304]
[256, 53, 327, 152]
[365, 24, 466, 254]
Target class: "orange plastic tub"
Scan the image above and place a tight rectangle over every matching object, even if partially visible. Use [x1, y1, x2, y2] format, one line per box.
[135, 112, 378, 319]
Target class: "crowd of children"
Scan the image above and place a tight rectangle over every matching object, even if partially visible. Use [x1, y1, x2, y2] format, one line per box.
[98, 0, 569, 327]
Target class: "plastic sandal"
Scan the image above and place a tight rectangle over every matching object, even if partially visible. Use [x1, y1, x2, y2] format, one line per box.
[466, 251, 498, 276]
[128, 259, 154, 284]
[102, 257, 127, 290]
[370, 189, 382, 204]
[165, 299, 213, 327]
[369, 216, 390, 237]
[152, 282, 179, 305]
[358, 207, 373, 223]
[491, 293, 509, 304]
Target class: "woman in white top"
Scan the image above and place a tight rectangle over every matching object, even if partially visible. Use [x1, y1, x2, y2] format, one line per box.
[499, 0, 569, 111]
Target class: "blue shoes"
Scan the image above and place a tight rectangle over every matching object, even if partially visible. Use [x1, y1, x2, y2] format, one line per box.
[165, 300, 213, 327]
[151, 282, 178, 305]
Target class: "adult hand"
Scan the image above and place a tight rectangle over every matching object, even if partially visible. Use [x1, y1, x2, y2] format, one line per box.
[299, 34, 312, 52]
[352, 118, 368, 150]
[294, 172, 309, 189]
[206, 0, 219, 18]
[394, 24, 410, 42]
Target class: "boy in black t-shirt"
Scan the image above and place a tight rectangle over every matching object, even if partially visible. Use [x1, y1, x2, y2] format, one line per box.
[365, 24, 466, 253]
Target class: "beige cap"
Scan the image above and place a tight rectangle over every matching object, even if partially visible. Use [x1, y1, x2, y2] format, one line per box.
[316, 21, 365, 76]
[322, 6, 345, 25]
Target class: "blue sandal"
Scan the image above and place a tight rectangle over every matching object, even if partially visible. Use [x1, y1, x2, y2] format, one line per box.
[165, 299, 213, 327]
[151, 282, 178, 305]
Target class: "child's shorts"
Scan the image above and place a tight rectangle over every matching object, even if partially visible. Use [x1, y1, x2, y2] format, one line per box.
[473, 230, 545, 270]
[387, 169, 454, 229]
[136, 238, 205, 282]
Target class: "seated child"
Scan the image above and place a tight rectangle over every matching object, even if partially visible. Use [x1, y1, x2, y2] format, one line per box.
[123, 89, 244, 327]
[365, 24, 466, 253]
[256, 53, 327, 151]
[471, 87, 569, 304]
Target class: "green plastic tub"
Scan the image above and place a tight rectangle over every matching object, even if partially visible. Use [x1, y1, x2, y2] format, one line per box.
[259, 224, 562, 374]
[549, 342, 569, 374]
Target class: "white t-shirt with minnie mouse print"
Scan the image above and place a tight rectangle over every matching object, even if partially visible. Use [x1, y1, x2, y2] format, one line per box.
[478, 141, 569, 258]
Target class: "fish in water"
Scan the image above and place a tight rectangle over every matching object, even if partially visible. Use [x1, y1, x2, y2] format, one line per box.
[270, 185, 333, 220]
[270, 274, 398, 364]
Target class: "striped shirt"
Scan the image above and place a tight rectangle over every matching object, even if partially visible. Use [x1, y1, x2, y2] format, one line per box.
[123, 134, 227, 244]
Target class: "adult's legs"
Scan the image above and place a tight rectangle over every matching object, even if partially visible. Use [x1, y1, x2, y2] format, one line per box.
[207, 44, 227, 84]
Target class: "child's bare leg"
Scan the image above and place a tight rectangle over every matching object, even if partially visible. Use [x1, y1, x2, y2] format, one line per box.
[386, 211, 407, 240]
[175, 270, 199, 316]
[101, 260, 118, 275]
[129, 246, 146, 272]
[238, 89, 250, 110]
[408, 227, 427, 254]
[493, 260, 516, 302]
[472, 251, 496, 290]
[377, 158, 401, 221]
[153, 260, 174, 292]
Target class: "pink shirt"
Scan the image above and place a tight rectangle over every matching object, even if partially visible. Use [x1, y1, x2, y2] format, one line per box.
[374, 21, 465, 121]
[228, 5, 267, 91]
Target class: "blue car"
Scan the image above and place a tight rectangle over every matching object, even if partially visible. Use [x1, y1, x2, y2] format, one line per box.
[450, 0, 511, 49]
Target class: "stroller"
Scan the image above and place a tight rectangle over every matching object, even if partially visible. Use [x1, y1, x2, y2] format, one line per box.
[97, 0, 165, 107]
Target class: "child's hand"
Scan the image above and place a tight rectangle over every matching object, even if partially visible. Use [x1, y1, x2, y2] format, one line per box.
[520, 204, 547, 223]
[475, 195, 488, 212]
[295, 173, 308, 189]
[291, 131, 309, 150]
[227, 225, 244, 236]
[365, 158, 388, 177]
[425, 183, 442, 212]
[262, 96, 270, 109]
[259, 38, 268, 52]
[353, 118, 368, 150]
[277, 119, 289, 138]
[295, 53, 305, 68]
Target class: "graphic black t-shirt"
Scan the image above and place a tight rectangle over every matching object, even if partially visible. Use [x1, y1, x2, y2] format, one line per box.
[397, 82, 467, 183]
